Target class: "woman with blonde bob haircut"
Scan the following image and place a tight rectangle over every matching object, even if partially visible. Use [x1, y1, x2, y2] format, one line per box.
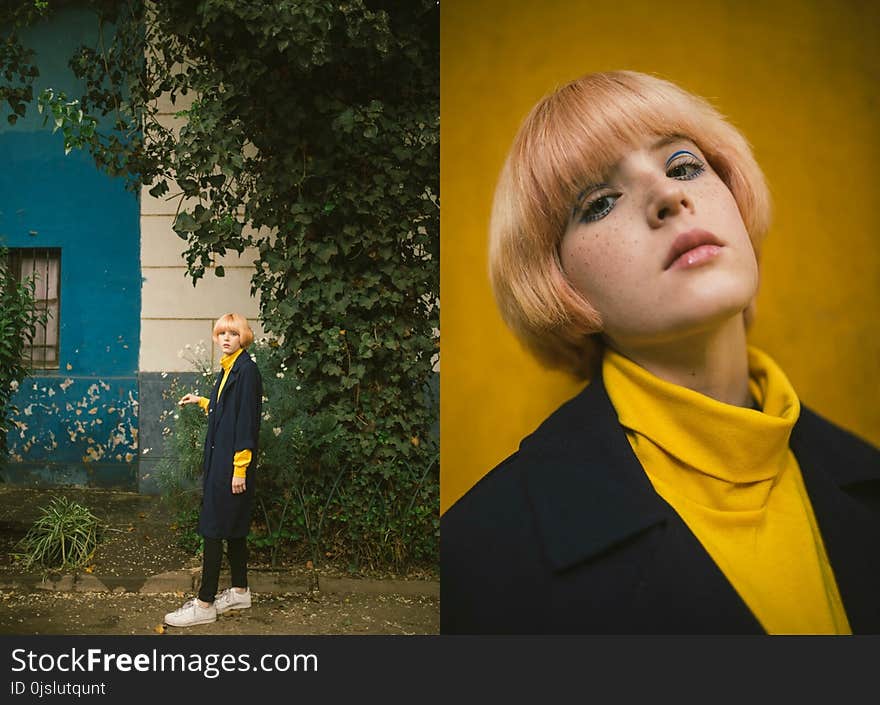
[489, 70, 771, 378]
[164, 313, 263, 628]
[442, 71, 880, 635]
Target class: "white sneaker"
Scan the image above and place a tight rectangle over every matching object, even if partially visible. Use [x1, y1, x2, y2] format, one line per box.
[164, 598, 217, 627]
[215, 587, 252, 614]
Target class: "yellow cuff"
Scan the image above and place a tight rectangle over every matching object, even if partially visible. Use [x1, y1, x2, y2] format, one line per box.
[233, 449, 252, 478]
[197, 396, 209, 414]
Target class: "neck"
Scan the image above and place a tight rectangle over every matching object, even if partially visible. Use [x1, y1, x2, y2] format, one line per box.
[608, 316, 751, 407]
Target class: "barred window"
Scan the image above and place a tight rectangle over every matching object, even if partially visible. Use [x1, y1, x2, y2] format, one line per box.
[8, 248, 61, 370]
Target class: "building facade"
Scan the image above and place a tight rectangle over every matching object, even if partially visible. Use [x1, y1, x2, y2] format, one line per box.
[0, 8, 262, 493]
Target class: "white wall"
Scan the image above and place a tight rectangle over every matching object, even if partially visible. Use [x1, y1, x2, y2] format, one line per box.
[139, 96, 264, 372]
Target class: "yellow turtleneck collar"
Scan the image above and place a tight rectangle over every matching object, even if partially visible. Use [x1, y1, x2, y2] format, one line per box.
[220, 346, 244, 372]
[603, 346, 800, 511]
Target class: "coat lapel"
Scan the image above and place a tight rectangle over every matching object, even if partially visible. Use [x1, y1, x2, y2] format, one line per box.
[521, 375, 763, 633]
[214, 350, 249, 421]
[791, 408, 880, 633]
[521, 377, 667, 570]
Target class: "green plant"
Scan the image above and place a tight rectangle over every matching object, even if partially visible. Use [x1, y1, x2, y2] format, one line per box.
[153, 371, 210, 554]
[0, 245, 50, 456]
[154, 378, 208, 497]
[13, 496, 102, 572]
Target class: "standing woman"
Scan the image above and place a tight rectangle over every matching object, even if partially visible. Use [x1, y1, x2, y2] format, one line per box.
[165, 313, 263, 627]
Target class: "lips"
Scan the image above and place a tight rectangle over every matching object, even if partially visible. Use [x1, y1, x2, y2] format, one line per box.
[664, 229, 724, 270]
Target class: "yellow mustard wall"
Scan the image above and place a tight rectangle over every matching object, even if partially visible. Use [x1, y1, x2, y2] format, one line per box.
[440, 0, 880, 514]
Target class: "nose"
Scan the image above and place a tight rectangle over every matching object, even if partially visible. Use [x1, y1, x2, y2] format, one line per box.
[647, 182, 693, 228]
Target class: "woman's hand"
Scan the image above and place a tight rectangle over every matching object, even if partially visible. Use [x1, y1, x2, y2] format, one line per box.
[178, 393, 201, 406]
[232, 476, 246, 494]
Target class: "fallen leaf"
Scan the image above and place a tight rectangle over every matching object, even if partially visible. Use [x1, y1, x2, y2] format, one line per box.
[138, 513, 146, 518]
[83, 565, 95, 574]
[154, 624, 166, 634]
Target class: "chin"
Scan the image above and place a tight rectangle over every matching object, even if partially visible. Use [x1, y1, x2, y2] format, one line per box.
[632, 281, 755, 342]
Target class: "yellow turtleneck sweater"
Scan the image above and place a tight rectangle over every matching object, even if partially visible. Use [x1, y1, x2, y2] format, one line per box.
[197, 347, 252, 478]
[602, 346, 850, 635]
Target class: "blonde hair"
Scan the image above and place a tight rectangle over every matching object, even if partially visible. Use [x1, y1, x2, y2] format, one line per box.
[489, 70, 772, 378]
[212, 313, 255, 349]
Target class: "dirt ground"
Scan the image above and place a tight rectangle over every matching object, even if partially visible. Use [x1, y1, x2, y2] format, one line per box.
[0, 589, 438, 635]
[0, 486, 439, 635]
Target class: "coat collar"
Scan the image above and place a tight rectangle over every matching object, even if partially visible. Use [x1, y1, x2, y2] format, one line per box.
[521, 374, 668, 572]
[790, 408, 880, 632]
[212, 348, 252, 412]
[519, 373, 880, 632]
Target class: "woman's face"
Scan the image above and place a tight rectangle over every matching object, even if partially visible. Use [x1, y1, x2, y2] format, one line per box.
[218, 328, 242, 355]
[559, 135, 758, 350]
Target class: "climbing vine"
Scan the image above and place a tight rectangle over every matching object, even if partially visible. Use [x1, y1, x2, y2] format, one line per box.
[1, 0, 439, 569]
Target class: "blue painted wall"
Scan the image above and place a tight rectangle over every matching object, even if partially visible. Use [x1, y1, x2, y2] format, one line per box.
[0, 8, 141, 487]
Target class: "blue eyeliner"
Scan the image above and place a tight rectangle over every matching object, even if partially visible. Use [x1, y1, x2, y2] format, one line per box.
[665, 150, 697, 167]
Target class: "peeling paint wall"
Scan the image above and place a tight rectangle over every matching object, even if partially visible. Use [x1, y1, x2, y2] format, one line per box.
[0, 9, 140, 489]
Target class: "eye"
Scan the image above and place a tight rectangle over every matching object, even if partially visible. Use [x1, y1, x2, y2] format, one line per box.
[578, 193, 619, 223]
[666, 152, 705, 181]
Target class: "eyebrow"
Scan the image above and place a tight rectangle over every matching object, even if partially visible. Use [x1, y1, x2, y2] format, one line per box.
[650, 134, 686, 152]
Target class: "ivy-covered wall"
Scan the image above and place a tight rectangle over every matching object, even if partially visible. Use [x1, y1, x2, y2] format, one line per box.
[0, 8, 141, 488]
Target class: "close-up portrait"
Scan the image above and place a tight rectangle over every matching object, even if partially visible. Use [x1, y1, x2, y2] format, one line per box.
[440, 0, 880, 634]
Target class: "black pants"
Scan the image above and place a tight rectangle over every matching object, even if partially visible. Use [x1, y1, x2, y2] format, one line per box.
[198, 537, 248, 603]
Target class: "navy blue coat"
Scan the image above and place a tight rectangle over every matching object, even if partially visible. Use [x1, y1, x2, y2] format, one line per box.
[198, 348, 263, 539]
[441, 374, 880, 634]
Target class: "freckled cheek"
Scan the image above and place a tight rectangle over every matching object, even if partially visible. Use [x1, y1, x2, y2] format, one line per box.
[563, 232, 632, 291]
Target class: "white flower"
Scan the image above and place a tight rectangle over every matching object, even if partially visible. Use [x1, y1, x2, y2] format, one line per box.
[184, 343, 192, 350]
[9, 380, 19, 391]
[161, 372, 168, 378]
[142, 448, 151, 455]
[273, 427, 282, 437]
[276, 372, 284, 379]
[295, 385, 301, 391]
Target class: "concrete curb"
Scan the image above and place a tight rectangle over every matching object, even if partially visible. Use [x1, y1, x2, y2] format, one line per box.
[0, 570, 439, 598]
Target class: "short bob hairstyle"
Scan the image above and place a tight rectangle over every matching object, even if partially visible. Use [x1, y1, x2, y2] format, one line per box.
[489, 70, 772, 379]
[212, 313, 255, 349]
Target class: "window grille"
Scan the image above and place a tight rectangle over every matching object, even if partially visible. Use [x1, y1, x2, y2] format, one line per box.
[8, 248, 61, 370]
